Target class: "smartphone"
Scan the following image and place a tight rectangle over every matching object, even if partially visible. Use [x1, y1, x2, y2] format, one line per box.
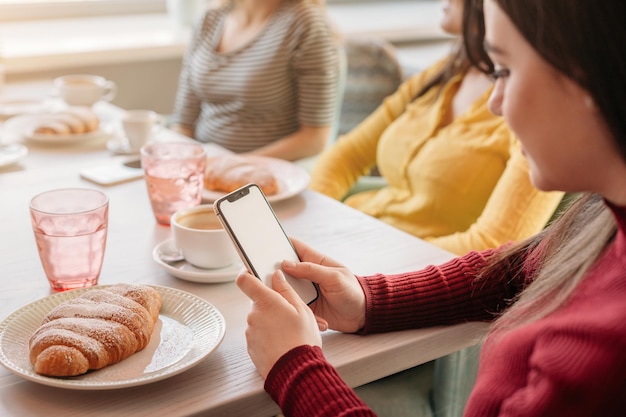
[213, 183, 319, 305]
[80, 159, 143, 186]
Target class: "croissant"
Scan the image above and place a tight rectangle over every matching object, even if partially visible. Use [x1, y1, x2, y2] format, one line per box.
[204, 155, 279, 196]
[31, 106, 100, 136]
[29, 284, 162, 377]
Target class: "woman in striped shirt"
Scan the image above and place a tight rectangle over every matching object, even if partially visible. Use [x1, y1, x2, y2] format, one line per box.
[170, 0, 340, 161]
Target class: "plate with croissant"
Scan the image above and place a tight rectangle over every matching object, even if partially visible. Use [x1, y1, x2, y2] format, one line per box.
[2, 106, 111, 145]
[202, 154, 310, 203]
[0, 284, 225, 389]
[0, 97, 49, 121]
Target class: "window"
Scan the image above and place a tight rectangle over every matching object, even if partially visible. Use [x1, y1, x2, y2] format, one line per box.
[0, 0, 164, 22]
[0, 0, 432, 23]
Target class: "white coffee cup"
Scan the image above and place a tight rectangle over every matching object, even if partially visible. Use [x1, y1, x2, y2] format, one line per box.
[171, 204, 238, 269]
[122, 110, 163, 151]
[54, 74, 117, 107]
[166, 0, 201, 27]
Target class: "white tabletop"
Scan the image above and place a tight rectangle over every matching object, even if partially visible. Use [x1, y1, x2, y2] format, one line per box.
[0, 101, 488, 417]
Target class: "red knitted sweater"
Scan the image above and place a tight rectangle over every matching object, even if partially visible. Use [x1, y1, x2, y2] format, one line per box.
[265, 205, 626, 417]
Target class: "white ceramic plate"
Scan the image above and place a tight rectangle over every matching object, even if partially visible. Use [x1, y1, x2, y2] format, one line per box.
[1, 114, 111, 145]
[201, 155, 310, 203]
[0, 285, 225, 390]
[0, 144, 28, 168]
[153, 239, 243, 283]
[28, 128, 110, 145]
[0, 98, 48, 120]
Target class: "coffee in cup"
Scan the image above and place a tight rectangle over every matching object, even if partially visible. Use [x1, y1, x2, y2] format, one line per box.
[177, 211, 222, 230]
[171, 204, 238, 269]
[54, 74, 117, 107]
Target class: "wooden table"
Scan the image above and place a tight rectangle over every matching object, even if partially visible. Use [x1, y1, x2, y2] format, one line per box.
[0, 103, 488, 417]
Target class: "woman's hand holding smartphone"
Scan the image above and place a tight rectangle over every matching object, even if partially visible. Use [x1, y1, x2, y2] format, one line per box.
[233, 233, 368, 379]
[213, 184, 319, 305]
[235, 269, 323, 378]
[219, 186, 369, 379]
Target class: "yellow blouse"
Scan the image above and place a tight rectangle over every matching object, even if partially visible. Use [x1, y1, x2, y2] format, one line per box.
[310, 61, 564, 255]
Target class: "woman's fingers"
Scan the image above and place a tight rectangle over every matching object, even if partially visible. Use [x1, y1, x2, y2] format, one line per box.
[271, 270, 304, 309]
[236, 272, 273, 303]
[291, 238, 343, 267]
[316, 317, 329, 331]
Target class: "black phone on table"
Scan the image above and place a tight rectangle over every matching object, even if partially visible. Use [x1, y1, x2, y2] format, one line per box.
[213, 183, 319, 305]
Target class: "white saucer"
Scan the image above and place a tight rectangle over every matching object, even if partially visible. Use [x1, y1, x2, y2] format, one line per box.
[153, 239, 242, 283]
[0, 144, 28, 169]
[106, 136, 140, 155]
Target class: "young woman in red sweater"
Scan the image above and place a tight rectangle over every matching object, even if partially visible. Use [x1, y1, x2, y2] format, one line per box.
[236, 0, 626, 416]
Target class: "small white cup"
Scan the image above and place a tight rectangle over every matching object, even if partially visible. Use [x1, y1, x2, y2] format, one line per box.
[171, 204, 238, 269]
[54, 74, 117, 107]
[122, 110, 163, 151]
[166, 0, 201, 27]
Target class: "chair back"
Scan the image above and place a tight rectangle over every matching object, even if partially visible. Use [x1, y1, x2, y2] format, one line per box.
[337, 36, 404, 136]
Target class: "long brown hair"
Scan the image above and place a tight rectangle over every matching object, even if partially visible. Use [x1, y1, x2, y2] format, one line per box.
[490, 0, 626, 160]
[470, 0, 625, 333]
[412, 0, 494, 101]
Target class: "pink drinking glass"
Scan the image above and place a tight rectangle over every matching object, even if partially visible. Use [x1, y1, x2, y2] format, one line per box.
[29, 188, 109, 292]
[140, 142, 207, 226]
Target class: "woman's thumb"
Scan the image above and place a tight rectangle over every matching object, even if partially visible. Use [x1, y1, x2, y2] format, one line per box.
[272, 270, 303, 307]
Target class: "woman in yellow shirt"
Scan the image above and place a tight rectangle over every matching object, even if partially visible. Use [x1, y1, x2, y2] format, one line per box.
[310, 0, 563, 256]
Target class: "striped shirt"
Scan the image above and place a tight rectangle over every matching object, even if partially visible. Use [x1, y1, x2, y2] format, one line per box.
[171, 1, 339, 153]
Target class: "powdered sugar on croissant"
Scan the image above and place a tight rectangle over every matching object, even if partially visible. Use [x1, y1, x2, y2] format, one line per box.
[204, 155, 279, 196]
[31, 106, 99, 136]
[29, 284, 161, 377]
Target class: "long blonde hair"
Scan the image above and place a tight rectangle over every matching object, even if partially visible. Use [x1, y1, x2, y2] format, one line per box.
[481, 193, 616, 335]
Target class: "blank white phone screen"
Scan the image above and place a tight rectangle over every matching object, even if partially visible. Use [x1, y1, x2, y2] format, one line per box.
[216, 184, 318, 304]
